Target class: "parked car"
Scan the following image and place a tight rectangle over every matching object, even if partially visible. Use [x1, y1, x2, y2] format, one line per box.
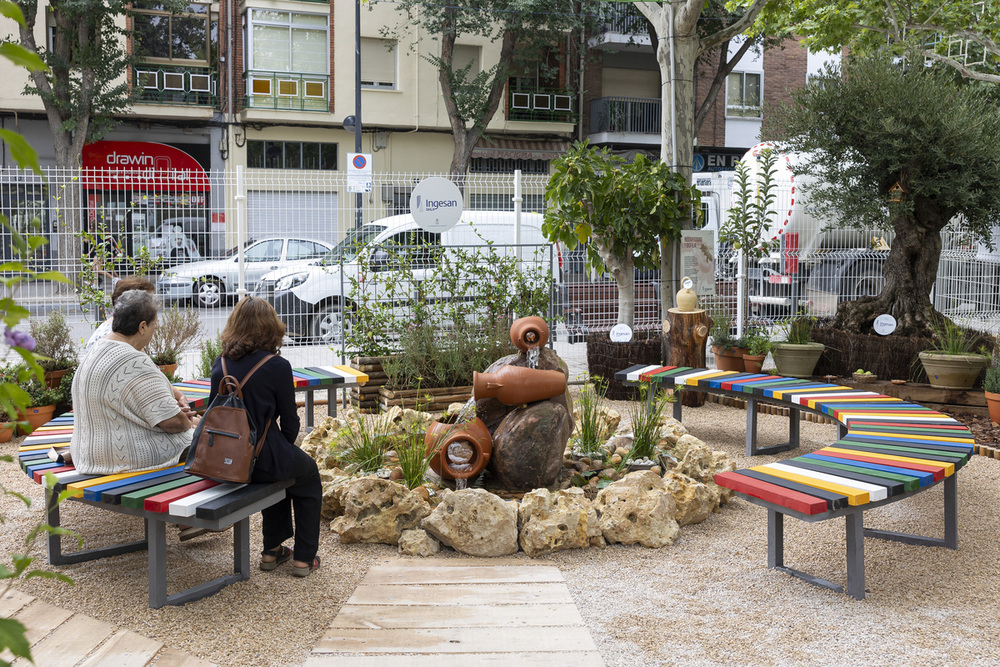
[157, 236, 333, 307]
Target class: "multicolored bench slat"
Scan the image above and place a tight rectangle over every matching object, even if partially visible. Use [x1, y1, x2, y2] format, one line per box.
[616, 363, 973, 599]
[616, 363, 973, 516]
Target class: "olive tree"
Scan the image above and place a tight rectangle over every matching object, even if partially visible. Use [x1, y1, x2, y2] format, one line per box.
[771, 52, 1000, 336]
[544, 142, 698, 327]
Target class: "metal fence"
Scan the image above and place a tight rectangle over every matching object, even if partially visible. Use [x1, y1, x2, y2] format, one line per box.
[2, 166, 999, 373]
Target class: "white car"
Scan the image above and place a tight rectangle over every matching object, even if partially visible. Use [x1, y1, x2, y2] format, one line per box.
[157, 237, 333, 307]
[144, 224, 201, 264]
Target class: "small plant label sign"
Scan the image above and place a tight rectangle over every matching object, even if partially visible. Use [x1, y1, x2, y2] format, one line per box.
[610, 324, 633, 342]
[874, 314, 897, 336]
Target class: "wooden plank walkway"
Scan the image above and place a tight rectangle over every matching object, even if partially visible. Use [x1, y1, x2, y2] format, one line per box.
[0, 588, 214, 667]
[305, 559, 604, 666]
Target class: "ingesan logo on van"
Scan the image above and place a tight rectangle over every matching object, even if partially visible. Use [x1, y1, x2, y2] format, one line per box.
[414, 195, 459, 213]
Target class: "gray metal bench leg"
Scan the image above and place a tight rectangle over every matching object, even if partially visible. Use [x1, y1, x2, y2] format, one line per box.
[149, 519, 168, 609]
[672, 389, 682, 421]
[46, 488, 147, 566]
[747, 398, 798, 456]
[837, 422, 848, 440]
[304, 389, 315, 429]
[846, 512, 866, 600]
[944, 474, 957, 549]
[767, 509, 783, 568]
[234, 517, 250, 578]
[789, 406, 800, 448]
[746, 398, 759, 456]
[328, 388, 337, 418]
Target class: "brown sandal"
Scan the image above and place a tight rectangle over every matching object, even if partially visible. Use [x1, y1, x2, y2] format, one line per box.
[292, 555, 321, 578]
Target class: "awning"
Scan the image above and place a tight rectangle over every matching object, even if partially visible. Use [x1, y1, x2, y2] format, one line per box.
[472, 138, 571, 161]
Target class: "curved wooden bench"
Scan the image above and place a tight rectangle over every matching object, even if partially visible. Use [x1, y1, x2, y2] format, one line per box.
[615, 364, 975, 599]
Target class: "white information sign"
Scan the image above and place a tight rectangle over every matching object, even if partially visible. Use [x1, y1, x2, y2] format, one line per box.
[873, 314, 897, 336]
[409, 177, 464, 232]
[679, 230, 715, 296]
[347, 153, 373, 193]
[610, 323, 633, 342]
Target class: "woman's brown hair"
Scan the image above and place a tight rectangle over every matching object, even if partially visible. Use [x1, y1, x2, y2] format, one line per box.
[220, 296, 285, 360]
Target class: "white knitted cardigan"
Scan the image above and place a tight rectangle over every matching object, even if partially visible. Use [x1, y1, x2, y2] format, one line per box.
[70, 338, 191, 474]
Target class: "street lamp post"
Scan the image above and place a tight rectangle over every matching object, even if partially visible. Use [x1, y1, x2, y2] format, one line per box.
[354, 0, 363, 229]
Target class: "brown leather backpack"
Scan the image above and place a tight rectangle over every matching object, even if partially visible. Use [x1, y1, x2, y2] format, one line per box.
[184, 354, 274, 483]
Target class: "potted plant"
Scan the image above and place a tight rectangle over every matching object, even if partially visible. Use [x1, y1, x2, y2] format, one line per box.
[742, 326, 771, 374]
[147, 305, 202, 376]
[28, 310, 78, 388]
[709, 308, 745, 372]
[983, 354, 1000, 424]
[918, 319, 989, 390]
[21, 373, 68, 432]
[771, 313, 825, 378]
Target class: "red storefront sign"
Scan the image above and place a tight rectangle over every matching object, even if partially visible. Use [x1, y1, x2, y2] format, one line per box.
[82, 141, 210, 192]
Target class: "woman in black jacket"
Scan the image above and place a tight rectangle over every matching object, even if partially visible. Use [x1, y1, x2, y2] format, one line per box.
[210, 296, 321, 576]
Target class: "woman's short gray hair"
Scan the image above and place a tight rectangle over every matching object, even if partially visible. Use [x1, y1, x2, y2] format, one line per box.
[112, 289, 160, 335]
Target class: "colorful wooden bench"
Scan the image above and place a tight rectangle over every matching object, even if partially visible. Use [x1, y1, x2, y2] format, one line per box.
[17, 414, 292, 608]
[616, 364, 975, 599]
[173, 363, 368, 427]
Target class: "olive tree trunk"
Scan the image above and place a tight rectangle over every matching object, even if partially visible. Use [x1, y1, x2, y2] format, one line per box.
[597, 243, 636, 327]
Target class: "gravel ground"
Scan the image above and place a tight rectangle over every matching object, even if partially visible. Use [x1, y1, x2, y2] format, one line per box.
[2, 393, 999, 667]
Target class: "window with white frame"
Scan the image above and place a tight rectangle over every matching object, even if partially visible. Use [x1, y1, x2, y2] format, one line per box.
[133, 3, 215, 65]
[452, 44, 481, 81]
[361, 38, 397, 89]
[726, 71, 762, 118]
[247, 9, 328, 75]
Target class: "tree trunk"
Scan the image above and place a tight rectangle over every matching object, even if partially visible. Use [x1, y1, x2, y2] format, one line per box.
[833, 214, 943, 336]
[663, 307, 710, 406]
[597, 243, 635, 327]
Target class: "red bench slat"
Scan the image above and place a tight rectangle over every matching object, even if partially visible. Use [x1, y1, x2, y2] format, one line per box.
[714, 471, 828, 515]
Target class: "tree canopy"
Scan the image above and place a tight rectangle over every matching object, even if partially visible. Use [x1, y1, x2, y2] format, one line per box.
[770, 51, 1000, 335]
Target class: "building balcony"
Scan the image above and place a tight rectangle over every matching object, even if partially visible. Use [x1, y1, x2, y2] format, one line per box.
[134, 65, 218, 107]
[507, 87, 577, 124]
[587, 96, 661, 146]
[243, 71, 329, 112]
[590, 4, 651, 51]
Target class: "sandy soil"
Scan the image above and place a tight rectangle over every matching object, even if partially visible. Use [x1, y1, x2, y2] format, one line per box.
[2, 394, 999, 666]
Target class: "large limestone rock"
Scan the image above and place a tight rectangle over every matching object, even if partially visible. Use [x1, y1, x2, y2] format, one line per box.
[518, 488, 604, 557]
[570, 405, 621, 444]
[674, 442, 737, 506]
[593, 470, 679, 548]
[330, 477, 430, 545]
[662, 471, 715, 526]
[320, 473, 353, 520]
[421, 489, 518, 557]
[398, 529, 441, 557]
[490, 401, 573, 490]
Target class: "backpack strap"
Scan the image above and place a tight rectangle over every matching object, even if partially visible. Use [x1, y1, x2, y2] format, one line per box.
[220, 354, 275, 399]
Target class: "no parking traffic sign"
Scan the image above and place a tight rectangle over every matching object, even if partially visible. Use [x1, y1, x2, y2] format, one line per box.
[347, 153, 372, 193]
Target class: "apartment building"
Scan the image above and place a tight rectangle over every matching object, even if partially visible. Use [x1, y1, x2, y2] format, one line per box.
[0, 2, 830, 259]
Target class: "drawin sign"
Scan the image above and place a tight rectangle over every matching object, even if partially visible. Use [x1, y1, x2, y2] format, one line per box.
[82, 141, 210, 192]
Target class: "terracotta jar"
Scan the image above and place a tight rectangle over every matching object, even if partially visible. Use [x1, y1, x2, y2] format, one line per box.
[742, 353, 766, 374]
[19, 405, 56, 433]
[509, 316, 549, 352]
[474, 366, 566, 405]
[424, 416, 492, 480]
[43, 369, 69, 390]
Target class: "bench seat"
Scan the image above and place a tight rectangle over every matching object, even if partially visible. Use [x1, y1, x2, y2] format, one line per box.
[616, 364, 975, 599]
[18, 414, 291, 609]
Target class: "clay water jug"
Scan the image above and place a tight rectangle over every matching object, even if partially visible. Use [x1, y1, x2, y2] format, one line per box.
[424, 417, 492, 480]
[509, 316, 549, 352]
[473, 365, 566, 405]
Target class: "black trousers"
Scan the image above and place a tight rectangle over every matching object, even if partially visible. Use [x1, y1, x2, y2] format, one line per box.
[252, 446, 322, 563]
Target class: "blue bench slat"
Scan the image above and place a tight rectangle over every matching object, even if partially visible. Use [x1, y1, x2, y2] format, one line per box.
[99, 472, 194, 505]
[802, 453, 935, 487]
[831, 441, 968, 467]
[704, 372, 764, 389]
[736, 469, 850, 510]
[839, 433, 974, 454]
[782, 459, 906, 496]
[81, 466, 186, 501]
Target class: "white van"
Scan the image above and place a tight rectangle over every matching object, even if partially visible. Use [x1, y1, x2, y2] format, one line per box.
[258, 211, 554, 343]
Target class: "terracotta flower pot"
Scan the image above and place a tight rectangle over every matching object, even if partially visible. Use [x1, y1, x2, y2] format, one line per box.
[158, 363, 178, 377]
[742, 353, 766, 374]
[19, 405, 56, 433]
[986, 390, 1000, 425]
[43, 369, 69, 390]
[424, 416, 492, 480]
[0, 423, 14, 443]
[509, 316, 549, 352]
[473, 365, 566, 405]
[918, 352, 988, 390]
[712, 346, 746, 372]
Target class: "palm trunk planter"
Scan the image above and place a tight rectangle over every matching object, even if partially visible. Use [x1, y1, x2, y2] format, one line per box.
[917, 352, 988, 390]
[378, 385, 473, 412]
[771, 342, 826, 379]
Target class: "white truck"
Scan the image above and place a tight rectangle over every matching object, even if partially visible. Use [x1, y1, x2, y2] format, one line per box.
[698, 146, 899, 320]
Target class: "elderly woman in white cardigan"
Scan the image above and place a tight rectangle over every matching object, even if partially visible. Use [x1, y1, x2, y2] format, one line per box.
[70, 290, 199, 475]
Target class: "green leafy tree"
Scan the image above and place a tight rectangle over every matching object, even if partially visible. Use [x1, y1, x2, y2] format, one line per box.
[770, 52, 1000, 336]
[382, 0, 601, 177]
[759, 0, 1000, 84]
[544, 142, 697, 327]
